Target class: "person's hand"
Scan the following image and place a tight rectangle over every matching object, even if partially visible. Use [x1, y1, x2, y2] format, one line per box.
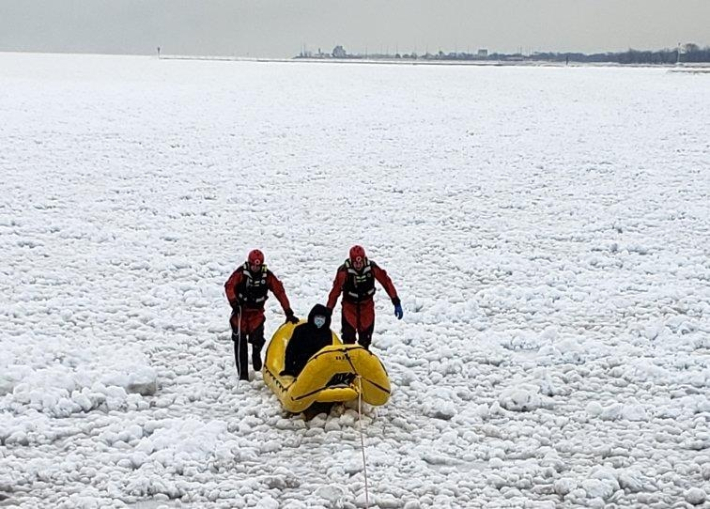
[394, 303, 403, 320]
[392, 297, 403, 320]
[230, 301, 241, 313]
[285, 309, 299, 324]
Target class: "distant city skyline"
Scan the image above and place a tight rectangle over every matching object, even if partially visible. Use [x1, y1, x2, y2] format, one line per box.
[1, 0, 709, 58]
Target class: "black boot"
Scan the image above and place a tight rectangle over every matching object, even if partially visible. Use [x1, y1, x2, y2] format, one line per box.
[252, 347, 263, 372]
[358, 336, 372, 351]
[250, 326, 265, 372]
[358, 326, 374, 351]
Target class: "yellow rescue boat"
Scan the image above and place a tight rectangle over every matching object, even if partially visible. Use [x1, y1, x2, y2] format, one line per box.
[263, 322, 391, 414]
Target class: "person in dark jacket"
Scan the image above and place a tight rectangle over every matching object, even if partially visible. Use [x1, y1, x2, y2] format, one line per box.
[326, 245, 403, 350]
[225, 249, 299, 381]
[283, 304, 334, 377]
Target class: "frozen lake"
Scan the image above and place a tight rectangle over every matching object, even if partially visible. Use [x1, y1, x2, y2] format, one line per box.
[1, 53, 709, 508]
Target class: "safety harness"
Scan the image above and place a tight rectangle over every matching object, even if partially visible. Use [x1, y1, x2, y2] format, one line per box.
[342, 259, 376, 303]
[237, 263, 269, 307]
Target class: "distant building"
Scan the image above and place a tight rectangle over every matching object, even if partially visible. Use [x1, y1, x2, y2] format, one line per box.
[332, 45, 347, 58]
[477, 49, 488, 58]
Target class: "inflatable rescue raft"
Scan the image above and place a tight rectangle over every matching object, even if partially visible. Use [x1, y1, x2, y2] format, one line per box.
[263, 322, 391, 413]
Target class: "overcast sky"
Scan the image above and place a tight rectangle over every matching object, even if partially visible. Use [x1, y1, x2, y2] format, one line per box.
[1, 0, 709, 57]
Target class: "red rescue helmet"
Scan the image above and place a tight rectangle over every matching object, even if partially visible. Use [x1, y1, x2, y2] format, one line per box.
[349, 245, 366, 264]
[247, 249, 264, 267]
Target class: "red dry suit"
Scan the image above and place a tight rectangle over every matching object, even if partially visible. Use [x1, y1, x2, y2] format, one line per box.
[326, 258, 398, 333]
[224, 263, 292, 335]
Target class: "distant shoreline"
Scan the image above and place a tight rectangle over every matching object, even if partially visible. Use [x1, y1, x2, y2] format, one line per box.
[2, 52, 708, 71]
[158, 55, 710, 70]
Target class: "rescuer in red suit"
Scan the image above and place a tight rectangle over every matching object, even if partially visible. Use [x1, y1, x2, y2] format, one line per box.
[326, 245, 403, 350]
[225, 249, 298, 380]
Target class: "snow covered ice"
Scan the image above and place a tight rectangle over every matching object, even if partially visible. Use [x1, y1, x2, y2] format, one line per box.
[1, 53, 710, 508]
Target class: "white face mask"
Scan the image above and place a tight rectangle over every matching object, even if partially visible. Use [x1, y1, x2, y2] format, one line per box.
[314, 315, 326, 329]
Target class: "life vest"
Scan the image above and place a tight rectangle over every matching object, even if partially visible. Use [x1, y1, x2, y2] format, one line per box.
[342, 259, 376, 303]
[237, 263, 269, 308]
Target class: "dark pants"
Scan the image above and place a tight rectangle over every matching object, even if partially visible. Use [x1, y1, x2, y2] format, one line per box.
[341, 316, 374, 350]
[231, 321, 265, 380]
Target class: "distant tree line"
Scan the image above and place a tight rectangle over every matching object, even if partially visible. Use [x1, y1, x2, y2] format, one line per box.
[421, 43, 710, 64]
[296, 44, 710, 64]
[519, 44, 710, 64]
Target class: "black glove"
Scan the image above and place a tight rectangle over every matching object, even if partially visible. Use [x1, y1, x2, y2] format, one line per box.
[285, 309, 299, 324]
[230, 301, 241, 313]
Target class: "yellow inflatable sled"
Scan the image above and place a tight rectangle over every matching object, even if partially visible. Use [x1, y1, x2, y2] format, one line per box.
[263, 322, 391, 414]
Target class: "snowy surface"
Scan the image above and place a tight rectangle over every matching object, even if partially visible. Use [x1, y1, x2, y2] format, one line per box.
[1, 53, 709, 508]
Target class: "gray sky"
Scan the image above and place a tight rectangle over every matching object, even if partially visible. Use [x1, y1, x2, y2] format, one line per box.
[1, 0, 709, 57]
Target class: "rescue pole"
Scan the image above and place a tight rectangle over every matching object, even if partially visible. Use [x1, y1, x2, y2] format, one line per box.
[237, 307, 243, 379]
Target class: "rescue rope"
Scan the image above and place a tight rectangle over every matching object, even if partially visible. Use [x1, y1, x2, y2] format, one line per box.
[357, 375, 370, 509]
